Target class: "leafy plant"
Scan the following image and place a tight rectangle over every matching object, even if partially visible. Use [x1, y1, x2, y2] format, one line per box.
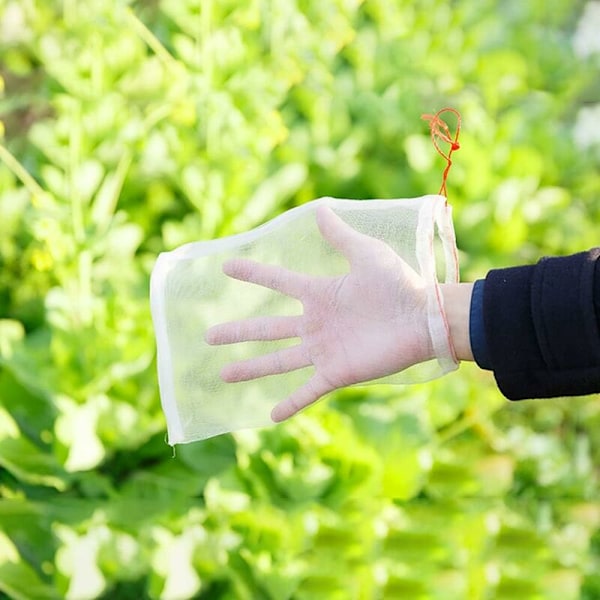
[0, 0, 599, 597]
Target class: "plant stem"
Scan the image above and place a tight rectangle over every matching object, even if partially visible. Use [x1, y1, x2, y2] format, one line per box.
[124, 7, 180, 71]
[0, 143, 47, 200]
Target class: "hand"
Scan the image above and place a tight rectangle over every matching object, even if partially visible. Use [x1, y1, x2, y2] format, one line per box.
[205, 205, 436, 422]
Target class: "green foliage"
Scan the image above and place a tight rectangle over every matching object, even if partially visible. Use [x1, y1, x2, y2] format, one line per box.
[1, 0, 599, 597]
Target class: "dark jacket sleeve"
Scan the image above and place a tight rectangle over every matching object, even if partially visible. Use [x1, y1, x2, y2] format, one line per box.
[476, 249, 600, 400]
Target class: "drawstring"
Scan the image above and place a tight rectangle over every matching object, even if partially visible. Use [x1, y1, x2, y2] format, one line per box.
[421, 108, 461, 201]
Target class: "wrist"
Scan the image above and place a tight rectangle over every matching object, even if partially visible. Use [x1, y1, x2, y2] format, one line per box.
[440, 282, 474, 361]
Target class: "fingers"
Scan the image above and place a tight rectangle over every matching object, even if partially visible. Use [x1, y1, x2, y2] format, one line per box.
[316, 205, 374, 266]
[223, 258, 309, 299]
[271, 373, 334, 422]
[205, 315, 301, 345]
[220, 345, 310, 383]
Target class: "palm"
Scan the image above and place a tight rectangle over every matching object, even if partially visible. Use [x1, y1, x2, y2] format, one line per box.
[206, 206, 433, 422]
[300, 254, 429, 387]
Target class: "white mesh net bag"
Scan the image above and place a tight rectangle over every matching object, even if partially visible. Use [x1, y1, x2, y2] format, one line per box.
[150, 194, 459, 444]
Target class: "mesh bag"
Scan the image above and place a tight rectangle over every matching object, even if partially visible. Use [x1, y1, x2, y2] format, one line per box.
[150, 195, 459, 444]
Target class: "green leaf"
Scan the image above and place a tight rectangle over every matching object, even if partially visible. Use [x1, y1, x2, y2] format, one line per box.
[91, 153, 131, 230]
[231, 163, 307, 231]
[0, 559, 58, 600]
[0, 319, 25, 360]
[0, 435, 67, 489]
[0, 407, 67, 489]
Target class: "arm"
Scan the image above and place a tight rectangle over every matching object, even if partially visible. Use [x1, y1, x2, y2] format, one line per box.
[478, 250, 600, 399]
[207, 204, 600, 417]
[440, 283, 474, 362]
[442, 250, 600, 400]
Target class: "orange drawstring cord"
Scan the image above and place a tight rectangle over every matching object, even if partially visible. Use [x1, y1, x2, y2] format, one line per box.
[421, 108, 461, 200]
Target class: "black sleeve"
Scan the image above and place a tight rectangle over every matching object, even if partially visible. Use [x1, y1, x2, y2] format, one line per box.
[482, 248, 600, 400]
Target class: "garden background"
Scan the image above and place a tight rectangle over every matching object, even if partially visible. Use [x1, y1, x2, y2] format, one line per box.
[1, 0, 600, 598]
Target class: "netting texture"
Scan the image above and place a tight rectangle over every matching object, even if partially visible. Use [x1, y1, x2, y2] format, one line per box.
[151, 195, 459, 444]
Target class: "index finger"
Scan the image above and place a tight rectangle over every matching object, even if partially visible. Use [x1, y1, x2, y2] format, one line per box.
[223, 258, 310, 299]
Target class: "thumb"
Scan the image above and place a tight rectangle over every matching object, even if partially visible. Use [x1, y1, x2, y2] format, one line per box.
[315, 205, 373, 267]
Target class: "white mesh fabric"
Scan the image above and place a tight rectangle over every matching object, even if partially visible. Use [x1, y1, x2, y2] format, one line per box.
[150, 195, 459, 444]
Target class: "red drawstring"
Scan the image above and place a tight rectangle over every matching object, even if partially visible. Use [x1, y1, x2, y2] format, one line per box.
[421, 108, 461, 200]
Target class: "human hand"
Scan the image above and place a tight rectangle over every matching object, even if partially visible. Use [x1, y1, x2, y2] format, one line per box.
[205, 205, 439, 422]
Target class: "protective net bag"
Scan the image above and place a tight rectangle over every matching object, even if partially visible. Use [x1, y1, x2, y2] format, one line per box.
[150, 194, 459, 444]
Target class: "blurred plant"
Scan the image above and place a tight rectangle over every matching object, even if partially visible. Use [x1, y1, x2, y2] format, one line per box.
[0, 0, 599, 598]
